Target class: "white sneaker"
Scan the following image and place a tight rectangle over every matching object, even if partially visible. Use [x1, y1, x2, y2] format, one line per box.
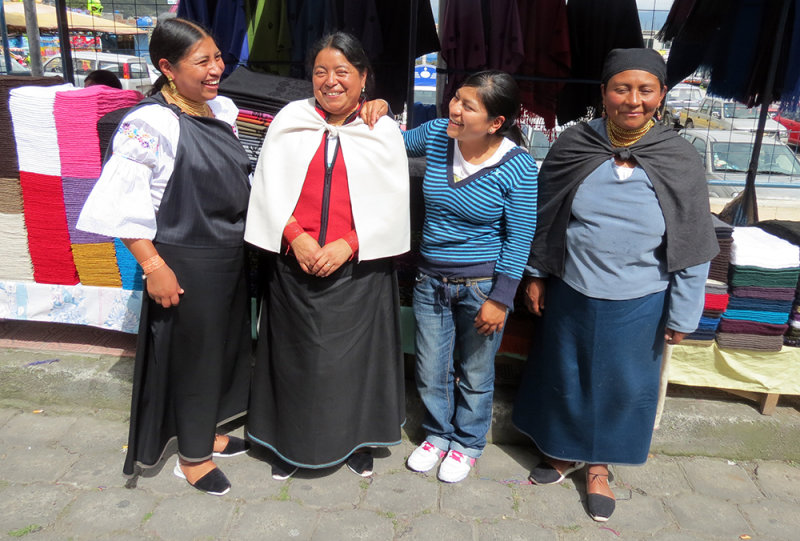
[437, 450, 475, 483]
[407, 440, 446, 472]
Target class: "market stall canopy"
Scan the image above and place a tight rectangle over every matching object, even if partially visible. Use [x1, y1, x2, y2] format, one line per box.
[3, 1, 145, 34]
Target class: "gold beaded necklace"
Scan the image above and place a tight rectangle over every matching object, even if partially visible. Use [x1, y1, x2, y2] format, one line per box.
[161, 83, 212, 118]
[606, 118, 654, 147]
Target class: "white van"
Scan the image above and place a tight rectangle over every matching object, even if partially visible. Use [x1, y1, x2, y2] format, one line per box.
[43, 51, 152, 94]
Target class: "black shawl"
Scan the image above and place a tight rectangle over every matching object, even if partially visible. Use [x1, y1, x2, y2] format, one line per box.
[530, 121, 719, 275]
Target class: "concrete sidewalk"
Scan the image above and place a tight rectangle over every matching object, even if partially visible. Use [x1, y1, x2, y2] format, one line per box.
[1, 321, 800, 539]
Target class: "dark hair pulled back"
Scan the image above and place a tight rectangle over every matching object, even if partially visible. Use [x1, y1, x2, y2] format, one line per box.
[460, 70, 523, 145]
[148, 17, 212, 95]
[307, 31, 375, 97]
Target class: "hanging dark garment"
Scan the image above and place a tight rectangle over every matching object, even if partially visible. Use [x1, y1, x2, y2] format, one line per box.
[176, 0, 247, 75]
[780, 0, 800, 112]
[214, 0, 248, 75]
[439, 0, 523, 114]
[177, 0, 217, 28]
[370, 0, 440, 112]
[286, 0, 333, 79]
[660, 0, 728, 89]
[246, 0, 293, 75]
[122, 95, 253, 476]
[663, 0, 800, 106]
[517, 0, 571, 130]
[439, 0, 488, 113]
[555, 0, 643, 125]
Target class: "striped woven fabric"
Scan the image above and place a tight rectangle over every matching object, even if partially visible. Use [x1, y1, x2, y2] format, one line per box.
[62, 176, 112, 245]
[54, 85, 142, 179]
[114, 238, 143, 291]
[0, 76, 65, 178]
[19, 171, 79, 285]
[71, 242, 123, 287]
[0, 177, 34, 280]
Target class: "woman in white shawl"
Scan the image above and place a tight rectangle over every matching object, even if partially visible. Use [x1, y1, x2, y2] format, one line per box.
[245, 32, 410, 479]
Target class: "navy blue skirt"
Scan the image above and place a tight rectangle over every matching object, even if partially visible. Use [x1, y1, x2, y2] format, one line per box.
[512, 278, 667, 465]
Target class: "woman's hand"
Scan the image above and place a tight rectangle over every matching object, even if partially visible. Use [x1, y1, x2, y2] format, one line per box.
[146, 264, 183, 308]
[290, 233, 323, 274]
[665, 328, 687, 345]
[524, 277, 546, 316]
[474, 299, 508, 336]
[309, 238, 352, 277]
[359, 99, 389, 129]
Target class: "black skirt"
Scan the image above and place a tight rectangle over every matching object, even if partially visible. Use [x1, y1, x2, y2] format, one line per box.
[247, 254, 405, 468]
[123, 244, 252, 476]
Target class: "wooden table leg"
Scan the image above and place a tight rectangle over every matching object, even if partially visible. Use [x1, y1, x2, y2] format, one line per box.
[760, 393, 780, 415]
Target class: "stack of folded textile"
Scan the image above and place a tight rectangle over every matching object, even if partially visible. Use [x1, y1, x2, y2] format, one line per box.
[0, 76, 62, 282]
[219, 66, 312, 168]
[684, 281, 729, 346]
[716, 227, 800, 352]
[756, 220, 800, 348]
[709, 216, 733, 284]
[236, 109, 273, 170]
[683, 216, 734, 345]
[54, 86, 142, 287]
[9, 83, 81, 285]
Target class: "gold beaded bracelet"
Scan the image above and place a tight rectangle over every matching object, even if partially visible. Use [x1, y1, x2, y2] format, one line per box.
[141, 254, 165, 275]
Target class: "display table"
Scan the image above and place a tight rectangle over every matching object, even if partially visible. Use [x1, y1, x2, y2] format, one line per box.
[668, 343, 800, 414]
[0, 280, 142, 334]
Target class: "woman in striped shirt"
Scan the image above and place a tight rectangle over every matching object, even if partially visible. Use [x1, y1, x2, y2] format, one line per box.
[367, 71, 538, 482]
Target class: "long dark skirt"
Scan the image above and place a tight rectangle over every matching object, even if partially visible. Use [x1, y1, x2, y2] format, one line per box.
[512, 278, 667, 466]
[122, 244, 252, 476]
[247, 254, 405, 468]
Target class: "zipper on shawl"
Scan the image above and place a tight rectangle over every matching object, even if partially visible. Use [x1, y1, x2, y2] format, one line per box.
[318, 135, 340, 246]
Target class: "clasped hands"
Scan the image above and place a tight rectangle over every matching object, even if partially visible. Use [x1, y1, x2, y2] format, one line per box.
[290, 233, 353, 277]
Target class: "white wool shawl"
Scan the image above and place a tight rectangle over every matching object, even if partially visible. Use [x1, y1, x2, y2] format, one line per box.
[245, 98, 410, 261]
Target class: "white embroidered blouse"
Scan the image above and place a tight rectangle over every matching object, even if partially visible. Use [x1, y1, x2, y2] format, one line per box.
[76, 95, 240, 240]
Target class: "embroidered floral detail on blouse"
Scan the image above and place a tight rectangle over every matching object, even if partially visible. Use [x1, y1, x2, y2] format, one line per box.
[118, 122, 159, 154]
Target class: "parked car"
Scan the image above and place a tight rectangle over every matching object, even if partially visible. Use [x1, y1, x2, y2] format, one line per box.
[0, 54, 30, 75]
[680, 129, 800, 200]
[775, 109, 800, 148]
[662, 83, 705, 127]
[679, 97, 788, 142]
[43, 52, 152, 93]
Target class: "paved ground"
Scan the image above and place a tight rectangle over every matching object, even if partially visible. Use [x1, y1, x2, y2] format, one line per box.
[1, 321, 800, 540]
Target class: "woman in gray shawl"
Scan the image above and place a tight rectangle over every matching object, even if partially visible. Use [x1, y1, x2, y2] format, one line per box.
[512, 48, 718, 522]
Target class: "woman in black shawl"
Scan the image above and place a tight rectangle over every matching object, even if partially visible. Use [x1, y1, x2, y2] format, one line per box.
[512, 48, 718, 522]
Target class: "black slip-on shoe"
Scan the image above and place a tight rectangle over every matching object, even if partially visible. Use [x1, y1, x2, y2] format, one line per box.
[213, 435, 250, 458]
[173, 460, 231, 496]
[346, 451, 374, 477]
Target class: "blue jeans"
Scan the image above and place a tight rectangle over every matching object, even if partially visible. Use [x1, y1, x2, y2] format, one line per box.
[413, 273, 505, 458]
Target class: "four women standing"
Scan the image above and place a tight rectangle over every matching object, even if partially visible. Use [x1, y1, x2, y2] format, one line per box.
[78, 21, 712, 522]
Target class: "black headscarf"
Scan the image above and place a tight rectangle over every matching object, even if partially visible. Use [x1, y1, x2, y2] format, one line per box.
[601, 48, 667, 85]
[529, 121, 719, 275]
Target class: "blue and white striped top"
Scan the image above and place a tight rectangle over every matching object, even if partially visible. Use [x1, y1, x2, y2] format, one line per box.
[403, 118, 538, 308]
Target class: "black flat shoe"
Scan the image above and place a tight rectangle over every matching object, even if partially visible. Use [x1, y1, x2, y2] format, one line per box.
[271, 457, 299, 481]
[347, 451, 373, 477]
[213, 435, 250, 458]
[173, 460, 231, 496]
[587, 493, 615, 522]
[586, 468, 615, 521]
[529, 460, 585, 485]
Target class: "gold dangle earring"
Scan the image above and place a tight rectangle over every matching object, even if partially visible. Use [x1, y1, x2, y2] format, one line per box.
[168, 77, 176, 91]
